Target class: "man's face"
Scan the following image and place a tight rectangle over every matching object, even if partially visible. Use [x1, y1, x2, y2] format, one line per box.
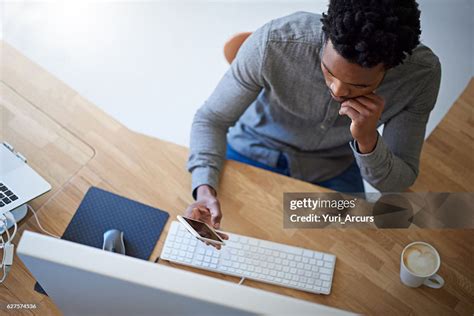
[320, 40, 386, 102]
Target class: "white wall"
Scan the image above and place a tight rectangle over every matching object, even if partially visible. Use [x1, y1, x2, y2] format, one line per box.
[1, 1, 327, 146]
[2, 0, 472, 144]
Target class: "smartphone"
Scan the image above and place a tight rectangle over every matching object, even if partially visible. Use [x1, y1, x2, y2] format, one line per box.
[177, 215, 225, 245]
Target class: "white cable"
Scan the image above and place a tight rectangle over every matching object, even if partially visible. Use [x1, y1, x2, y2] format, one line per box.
[4, 222, 10, 244]
[0, 220, 9, 245]
[0, 236, 4, 268]
[27, 205, 60, 238]
[0, 266, 7, 283]
[4, 212, 17, 243]
[0, 222, 10, 283]
[238, 277, 245, 285]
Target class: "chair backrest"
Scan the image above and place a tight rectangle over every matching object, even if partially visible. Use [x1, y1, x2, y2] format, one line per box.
[223, 32, 253, 64]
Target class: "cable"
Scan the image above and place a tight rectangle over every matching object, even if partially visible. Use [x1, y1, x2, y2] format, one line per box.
[4, 222, 10, 244]
[0, 216, 13, 284]
[4, 212, 17, 243]
[0, 236, 4, 268]
[26, 204, 60, 238]
[0, 220, 9, 246]
[238, 277, 245, 285]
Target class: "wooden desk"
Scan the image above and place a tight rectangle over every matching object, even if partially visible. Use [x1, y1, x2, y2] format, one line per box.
[410, 78, 474, 191]
[1, 41, 473, 315]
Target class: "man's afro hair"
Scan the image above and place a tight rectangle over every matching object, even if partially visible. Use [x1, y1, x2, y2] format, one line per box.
[321, 0, 421, 68]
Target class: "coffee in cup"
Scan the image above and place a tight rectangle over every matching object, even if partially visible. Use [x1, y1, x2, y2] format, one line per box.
[403, 243, 438, 276]
[400, 241, 444, 288]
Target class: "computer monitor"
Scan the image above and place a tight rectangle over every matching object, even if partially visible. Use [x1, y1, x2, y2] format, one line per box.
[17, 231, 352, 316]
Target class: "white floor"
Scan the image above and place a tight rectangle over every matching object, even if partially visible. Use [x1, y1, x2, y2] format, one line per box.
[1, 1, 473, 192]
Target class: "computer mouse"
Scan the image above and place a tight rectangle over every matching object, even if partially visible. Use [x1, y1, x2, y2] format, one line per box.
[102, 229, 126, 255]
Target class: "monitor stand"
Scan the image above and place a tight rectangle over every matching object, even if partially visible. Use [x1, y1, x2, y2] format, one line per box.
[0, 204, 28, 234]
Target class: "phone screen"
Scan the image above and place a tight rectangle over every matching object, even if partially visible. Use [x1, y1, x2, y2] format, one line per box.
[182, 217, 222, 242]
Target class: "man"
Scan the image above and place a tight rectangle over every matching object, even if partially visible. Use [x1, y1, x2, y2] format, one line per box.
[185, 0, 441, 233]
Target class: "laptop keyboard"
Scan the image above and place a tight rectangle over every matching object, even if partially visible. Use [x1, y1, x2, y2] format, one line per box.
[0, 183, 18, 207]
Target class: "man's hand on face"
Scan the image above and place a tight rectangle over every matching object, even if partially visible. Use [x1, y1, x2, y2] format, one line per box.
[338, 92, 385, 154]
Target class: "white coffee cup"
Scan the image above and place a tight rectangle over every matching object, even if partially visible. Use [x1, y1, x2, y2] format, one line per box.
[400, 241, 444, 288]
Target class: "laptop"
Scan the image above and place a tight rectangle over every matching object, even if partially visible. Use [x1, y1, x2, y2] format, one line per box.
[0, 141, 51, 217]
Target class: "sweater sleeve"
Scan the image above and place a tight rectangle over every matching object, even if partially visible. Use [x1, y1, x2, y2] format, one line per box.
[187, 23, 271, 199]
[350, 61, 441, 192]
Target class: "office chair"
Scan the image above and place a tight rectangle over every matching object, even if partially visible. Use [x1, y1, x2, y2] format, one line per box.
[223, 32, 253, 64]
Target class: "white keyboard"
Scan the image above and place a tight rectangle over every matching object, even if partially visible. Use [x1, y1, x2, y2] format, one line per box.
[160, 221, 336, 295]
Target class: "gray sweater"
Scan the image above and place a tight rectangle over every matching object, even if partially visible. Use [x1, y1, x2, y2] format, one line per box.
[187, 12, 441, 195]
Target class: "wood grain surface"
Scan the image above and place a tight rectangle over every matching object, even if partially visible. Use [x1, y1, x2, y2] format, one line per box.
[0, 41, 473, 315]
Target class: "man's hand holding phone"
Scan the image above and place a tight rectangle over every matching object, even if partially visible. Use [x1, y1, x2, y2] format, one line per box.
[183, 185, 228, 249]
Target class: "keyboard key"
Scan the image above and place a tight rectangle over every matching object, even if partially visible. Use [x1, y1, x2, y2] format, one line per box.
[324, 261, 334, 268]
[303, 249, 314, 258]
[321, 274, 331, 281]
[320, 268, 332, 275]
[324, 254, 335, 262]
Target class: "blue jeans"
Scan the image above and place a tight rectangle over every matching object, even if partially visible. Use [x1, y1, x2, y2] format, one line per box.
[226, 144, 365, 193]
